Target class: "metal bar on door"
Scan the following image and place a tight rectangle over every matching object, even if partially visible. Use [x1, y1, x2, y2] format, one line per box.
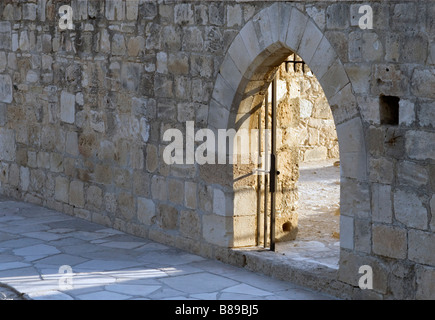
[263, 89, 269, 248]
[256, 109, 262, 246]
[270, 75, 278, 252]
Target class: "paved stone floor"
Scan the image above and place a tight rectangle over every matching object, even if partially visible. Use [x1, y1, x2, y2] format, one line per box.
[0, 197, 335, 300]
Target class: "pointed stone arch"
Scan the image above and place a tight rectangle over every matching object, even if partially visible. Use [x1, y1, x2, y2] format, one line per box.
[207, 4, 368, 253]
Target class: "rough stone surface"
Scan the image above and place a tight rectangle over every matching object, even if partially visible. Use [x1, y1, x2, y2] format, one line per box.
[372, 225, 407, 260]
[393, 189, 428, 230]
[0, 74, 12, 103]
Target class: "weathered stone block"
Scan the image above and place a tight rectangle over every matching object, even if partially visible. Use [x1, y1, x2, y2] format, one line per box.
[285, 8, 309, 52]
[180, 210, 200, 240]
[95, 164, 112, 185]
[69, 180, 85, 208]
[190, 54, 214, 78]
[0, 53, 6, 72]
[2, 4, 21, 21]
[227, 4, 242, 28]
[411, 68, 435, 100]
[208, 99, 230, 130]
[338, 250, 388, 294]
[373, 224, 407, 259]
[227, 34, 251, 80]
[298, 19, 323, 65]
[154, 74, 173, 98]
[306, 5, 326, 30]
[233, 215, 257, 247]
[394, 189, 427, 230]
[127, 36, 145, 57]
[209, 2, 224, 26]
[20, 166, 29, 192]
[372, 64, 409, 97]
[168, 178, 184, 205]
[212, 74, 236, 112]
[203, 214, 231, 246]
[354, 218, 371, 254]
[340, 215, 354, 250]
[126, 0, 138, 20]
[319, 59, 349, 101]
[431, 195, 435, 231]
[118, 192, 135, 221]
[137, 197, 155, 226]
[326, 3, 349, 30]
[112, 34, 126, 56]
[368, 157, 394, 184]
[354, 32, 384, 62]
[50, 153, 63, 173]
[121, 63, 142, 92]
[145, 144, 158, 173]
[104, 192, 117, 214]
[0, 129, 15, 161]
[398, 99, 415, 126]
[8, 163, 19, 187]
[234, 187, 256, 217]
[418, 102, 435, 128]
[65, 132, 79, 157]
[394, 33, 428, 64]
[168, 53, 189, 75]
[174, 3, 194, 25]
[219, 53, 243, 95]
[309, 36, 338, 81]
[113, 168, 131, 189]
[416, 265, 435, 300]
[335, 117, 367, 181]
[0, 74, 13, 103]
[182, 26, 203, 52]
[132, 170, 150, 198]
[71, 0, 88, 20]
[355, 96, 379, 125]
[23, 3, 37, 21]
[191, 79, 213, 104]
[303, 146, 327, 162]
[213, 188, 227, 216]
[239, 21, 262, 70]
[371, 183, 392, 224]
[391, 3, 423, 32]
[60, 91, 75, 124]
[0, 22, 11, 50]
[106, 0, 125, 20]
[397, 161, 428, 187]
[87, 185, 102, 210]
[185, 181, 197, 209]
[156, 52, 167, 74]
[408, 229, 435, 266]
[158, 203, 178, 230]
[151, 175, 167, 201]
[405, 131, 435, 161]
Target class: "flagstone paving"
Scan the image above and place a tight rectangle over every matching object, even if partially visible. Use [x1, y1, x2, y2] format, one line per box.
[0, 197, 335, 300]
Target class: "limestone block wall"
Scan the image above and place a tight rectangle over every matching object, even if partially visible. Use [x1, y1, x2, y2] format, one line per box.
[277, 54, 339, 162]
[0, 0, 434, 299]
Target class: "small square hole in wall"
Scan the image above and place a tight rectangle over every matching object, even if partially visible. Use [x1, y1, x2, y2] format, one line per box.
[379, 95, 400, 125]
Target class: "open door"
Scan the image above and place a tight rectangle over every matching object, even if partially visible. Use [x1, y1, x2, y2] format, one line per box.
[256, 75, 280, 251]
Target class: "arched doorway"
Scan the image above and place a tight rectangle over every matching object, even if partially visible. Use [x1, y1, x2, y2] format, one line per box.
[207, 3, 367, 273]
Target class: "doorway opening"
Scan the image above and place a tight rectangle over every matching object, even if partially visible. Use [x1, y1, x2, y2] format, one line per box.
[252, 54, 341, 269]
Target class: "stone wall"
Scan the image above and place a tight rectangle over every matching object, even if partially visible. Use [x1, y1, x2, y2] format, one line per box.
[277, 54, 339, 162]
[0, 0, 434, 299]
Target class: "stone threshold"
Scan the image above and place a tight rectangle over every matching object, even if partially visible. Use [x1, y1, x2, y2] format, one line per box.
[226, 247, 355, 300]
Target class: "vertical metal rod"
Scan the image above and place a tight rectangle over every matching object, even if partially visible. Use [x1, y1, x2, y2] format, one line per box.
[263, 90, 269, 248]
[270, 75, 278, 252]
[256, 110, 262, 246]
